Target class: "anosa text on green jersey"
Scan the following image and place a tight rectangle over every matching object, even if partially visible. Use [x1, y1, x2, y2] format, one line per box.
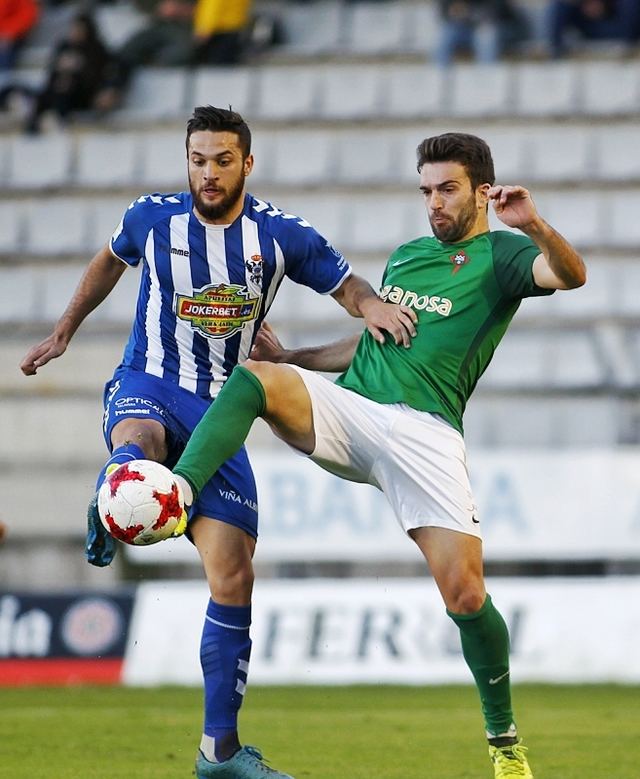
[336, 231, 552, 434]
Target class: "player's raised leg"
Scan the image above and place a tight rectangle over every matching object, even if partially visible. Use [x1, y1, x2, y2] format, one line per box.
[87, 417, 167, 566]
[174, 360, 315, 498]
[410, 526, 533, 778]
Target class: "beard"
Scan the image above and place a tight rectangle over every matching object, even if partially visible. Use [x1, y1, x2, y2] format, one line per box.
[189, 171, 246, 222]
[430, 194, 478, 243]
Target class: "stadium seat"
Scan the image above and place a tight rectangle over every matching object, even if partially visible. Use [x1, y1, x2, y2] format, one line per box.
[139, 130, 186, 189]
[86, 196, 132, 253]
[39, 264, 88, 322]
[270, 193, 348, 248]
[318, 64, 384, 120]
[24, 198, 88, 255]
[192, 67, 255, 118]
[581, 61, 640, 116]
[269, 130, 335, 185]
[531, 191, 601, 247]
[120, 68, 189, 120]
[94, 3, 147, 48]
[0, 267, 37, 323]
[335, 129, 397, 184]
[449, 64, 513, 117]
[278, 1, 345, 55]
[608, 192, 640, 249]
[526, 126, 592, 182]
[346, 194, 420, 253]
[345, 2, 410, 55]
[0, 201, 25, 254]
[513, 63, 580, 116]
[7, 133, 73, 189]
[594, 127, 640, 181]
[75, 132, 140, 188]
[475, 126, 526, 181]
[379, 64, 447, 120]
[254, 66, 322, 121]
[404, 1, 441, 57]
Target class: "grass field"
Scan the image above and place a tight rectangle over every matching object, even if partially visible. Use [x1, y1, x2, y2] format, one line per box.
[2, 684, 639, 778]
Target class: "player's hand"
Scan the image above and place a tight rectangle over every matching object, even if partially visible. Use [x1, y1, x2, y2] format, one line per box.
[250, 321, 289, 363]
[20, 333, 68, 375]
[359, 298, 417, 348]
[488, 185, 540, 231]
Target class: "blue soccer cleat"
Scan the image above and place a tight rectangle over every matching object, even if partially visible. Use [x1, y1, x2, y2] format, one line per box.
[85, 492, 116, 567]
[195, 746, 295, 778]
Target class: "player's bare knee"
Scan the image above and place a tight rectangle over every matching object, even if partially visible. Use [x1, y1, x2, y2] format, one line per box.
[447, 587, 486, 615]
[208, 561, 254, 604]
[111, 419, 167, 461]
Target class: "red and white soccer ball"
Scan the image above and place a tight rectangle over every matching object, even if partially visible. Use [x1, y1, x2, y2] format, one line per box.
[97, 459, 187, 545]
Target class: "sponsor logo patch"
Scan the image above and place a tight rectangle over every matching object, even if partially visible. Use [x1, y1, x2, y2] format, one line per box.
[175, 283, 261, 339]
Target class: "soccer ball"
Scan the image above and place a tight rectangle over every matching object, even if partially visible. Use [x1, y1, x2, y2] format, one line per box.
[97, 459, 188, 545]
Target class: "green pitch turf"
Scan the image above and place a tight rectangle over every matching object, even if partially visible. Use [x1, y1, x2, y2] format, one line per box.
[1, 684, 638, 778]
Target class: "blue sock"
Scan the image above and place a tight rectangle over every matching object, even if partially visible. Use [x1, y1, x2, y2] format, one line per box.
[95, 443, 146, 491]
[200, 599, 252, 762]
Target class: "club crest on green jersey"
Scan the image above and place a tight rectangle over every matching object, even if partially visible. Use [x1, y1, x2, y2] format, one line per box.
[380, 285, 452, 316]
[450, 251, 470, 274]
[175, 283, 261, 338]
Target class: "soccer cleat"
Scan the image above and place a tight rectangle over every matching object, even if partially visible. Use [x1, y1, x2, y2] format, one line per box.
[488, 739, 533, 778]
[195, 746, 295, 778]
[85, 492, 116, 567]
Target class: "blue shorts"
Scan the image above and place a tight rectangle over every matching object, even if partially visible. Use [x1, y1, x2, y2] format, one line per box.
[102, 368, 258, 539]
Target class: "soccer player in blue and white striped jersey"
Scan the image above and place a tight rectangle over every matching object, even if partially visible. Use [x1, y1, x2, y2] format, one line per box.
[20, 105, 417, 779]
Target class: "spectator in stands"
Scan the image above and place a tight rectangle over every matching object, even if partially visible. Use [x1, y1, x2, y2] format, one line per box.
[192, 0, 253, 65]
[0, 11, 119, 134]
[545, 0, 640, 58]
[0, 0, 39, 71]
[435, 0, 529, 66]
[116, 0, 195, 72]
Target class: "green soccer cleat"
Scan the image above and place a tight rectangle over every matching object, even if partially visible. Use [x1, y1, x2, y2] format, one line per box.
[195, 746, 295, 778]
[488, 739, 533, 778]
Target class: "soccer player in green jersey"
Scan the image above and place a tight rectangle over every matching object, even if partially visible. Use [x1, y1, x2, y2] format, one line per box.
[172, 132, 586, 779]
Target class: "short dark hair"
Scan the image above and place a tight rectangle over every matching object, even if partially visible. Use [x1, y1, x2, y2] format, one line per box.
[416, 133, 495, 189]
[186, 105, 252, 158]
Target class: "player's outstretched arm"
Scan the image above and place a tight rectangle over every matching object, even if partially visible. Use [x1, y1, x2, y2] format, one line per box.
[20, 245, 127, 375]
[331, 274, 417, 347]
[250, 322, 359, 373]
[489, 185, 587, 290]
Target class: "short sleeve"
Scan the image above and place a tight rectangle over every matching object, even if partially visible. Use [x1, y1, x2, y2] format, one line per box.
[278, 220, 351, 294]
[109, 198, 150, 267]
[490, 231, 554, 299]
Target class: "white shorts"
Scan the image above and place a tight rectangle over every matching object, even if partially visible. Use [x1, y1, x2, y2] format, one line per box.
[288, 365, 481, 539]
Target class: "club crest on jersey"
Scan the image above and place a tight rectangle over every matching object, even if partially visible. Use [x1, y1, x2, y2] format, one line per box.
[450, 251, 470, 274]
[245, 254, 263, 285]
[175, 283, 261, 339]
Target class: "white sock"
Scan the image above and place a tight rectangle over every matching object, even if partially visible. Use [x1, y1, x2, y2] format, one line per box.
[200, 733, 216, 762]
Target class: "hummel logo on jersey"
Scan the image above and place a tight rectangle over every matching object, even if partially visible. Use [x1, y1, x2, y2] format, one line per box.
[171, 246, 190, 257]
[380, 284, 452, 316]
[450, 251, 470, 274]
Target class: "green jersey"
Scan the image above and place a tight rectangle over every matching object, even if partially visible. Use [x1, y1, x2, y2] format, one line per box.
[336, 230, 552, 434]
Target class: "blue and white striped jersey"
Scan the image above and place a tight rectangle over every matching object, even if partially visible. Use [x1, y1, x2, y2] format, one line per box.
[110, 191, 351, 399]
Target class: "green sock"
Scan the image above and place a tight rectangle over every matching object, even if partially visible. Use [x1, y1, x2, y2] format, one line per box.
[447, 594, 514, 736]
[174, 365, 266, 497]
